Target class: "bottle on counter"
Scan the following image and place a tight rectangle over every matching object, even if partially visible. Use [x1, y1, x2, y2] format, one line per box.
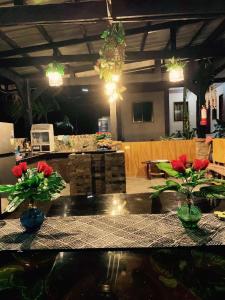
[15, 146, 23, 161]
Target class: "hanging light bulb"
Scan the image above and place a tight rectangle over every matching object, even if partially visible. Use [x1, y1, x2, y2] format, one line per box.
[105, 82, 117, 96]
[111, 73, 120, 83]
[46, 61, 64, 87]
[108, 91, 119, 103]
[166, 57, 185, 83]
[46, 71, 63, 87]
[169, 66, 184, 82]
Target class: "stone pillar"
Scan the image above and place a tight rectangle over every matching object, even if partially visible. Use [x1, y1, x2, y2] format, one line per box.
[105, 152, 126, 193]
[69, 153, 92, 195]
[110, 101, 118, 140]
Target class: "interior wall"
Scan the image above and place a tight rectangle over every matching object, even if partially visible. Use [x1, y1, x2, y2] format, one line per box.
[169, 87, 197, 135]
[120, 91, 165, 141]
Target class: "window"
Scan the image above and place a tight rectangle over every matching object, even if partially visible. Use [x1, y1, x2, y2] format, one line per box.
[174, 102, 188, 122]
[133, 102, 153, 122]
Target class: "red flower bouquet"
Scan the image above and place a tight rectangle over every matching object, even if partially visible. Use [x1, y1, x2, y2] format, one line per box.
[151, 155, 225, 228]
[0, 161, 66, 213]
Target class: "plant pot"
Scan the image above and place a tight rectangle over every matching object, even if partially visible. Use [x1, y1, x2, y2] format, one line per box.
[177, 204, 202, 229]
[20, 207, 45, 232]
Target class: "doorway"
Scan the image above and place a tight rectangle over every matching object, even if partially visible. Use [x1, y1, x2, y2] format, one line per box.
[219, 94, 224, 121]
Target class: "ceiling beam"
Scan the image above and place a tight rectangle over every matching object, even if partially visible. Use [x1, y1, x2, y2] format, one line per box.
[0, 1, 222, 27]
[187, 20, 210, 47]
[0, 2, 108, 26]
[140, 31, 148, 51]
[170, 26, 177, 51]
[112, 0, 225, 20]
[2, 43, 225, 68]
[79, 24, 94, 56]
[140, 22, 151, 51]
[203, 18, 225, 45]
[0, 29, 43, 72]
[36, 25, 62, 56]
[0, 19, 210, 58]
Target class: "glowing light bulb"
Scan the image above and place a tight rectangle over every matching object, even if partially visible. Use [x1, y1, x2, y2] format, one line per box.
[109, 92, 119, 103]
[169, 66, 184, 82]
[112, 74, 120, 82]
[47, 71, 63, 86]
[105, 82, 116, 96]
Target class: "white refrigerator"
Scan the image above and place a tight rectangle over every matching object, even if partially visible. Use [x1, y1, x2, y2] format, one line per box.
[0, 122, 15, 155]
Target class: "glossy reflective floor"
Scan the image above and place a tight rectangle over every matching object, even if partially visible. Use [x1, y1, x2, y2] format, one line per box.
[0, 248, 225, 300]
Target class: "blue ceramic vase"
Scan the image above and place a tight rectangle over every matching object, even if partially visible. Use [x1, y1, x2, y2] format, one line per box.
[20, 207, 45, 232]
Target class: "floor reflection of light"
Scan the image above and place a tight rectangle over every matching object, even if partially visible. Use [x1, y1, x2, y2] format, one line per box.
[110, 195, 127, 216]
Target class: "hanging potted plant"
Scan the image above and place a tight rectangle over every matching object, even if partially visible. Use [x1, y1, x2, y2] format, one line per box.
[95, 22, 126, 101]
[0, 162, 66, 232]
[151, 155, 225, 228]
[166, 57, 186, 82]
[46, 61, 65, 87]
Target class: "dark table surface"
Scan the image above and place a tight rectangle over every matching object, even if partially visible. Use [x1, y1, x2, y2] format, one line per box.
[0, 192, 225, 299]
[1, 154, 225, 299]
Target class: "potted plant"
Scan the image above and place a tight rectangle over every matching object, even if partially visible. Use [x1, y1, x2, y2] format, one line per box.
[95, 22, 126, 101]
[165, 57, 186, 82]
[0, 161, 66, 232]
[96, 132, 112, 150]
[151, 155, 225, 228]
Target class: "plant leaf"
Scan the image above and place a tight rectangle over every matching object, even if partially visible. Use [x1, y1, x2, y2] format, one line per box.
[157, 162, 180, 177]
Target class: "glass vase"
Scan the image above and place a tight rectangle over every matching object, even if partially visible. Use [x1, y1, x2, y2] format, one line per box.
[20, 201, 45, 232]
[177, 203, 202, 229]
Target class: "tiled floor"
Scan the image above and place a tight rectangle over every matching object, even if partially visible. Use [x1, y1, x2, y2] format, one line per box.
[126, 176, 165, 194]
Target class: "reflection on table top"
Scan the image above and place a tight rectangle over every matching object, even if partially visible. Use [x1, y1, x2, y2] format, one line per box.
[2, 192, 225, 220]
[0, 248, 225, 300]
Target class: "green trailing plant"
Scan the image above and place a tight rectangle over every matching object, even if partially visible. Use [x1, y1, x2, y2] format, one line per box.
[160, 128, 197, 140]
[95, 22, 126, 100]
[46, 61, 65, 77]
[0, 162, 66, 212]
[165, 57, 186, 72]
[95, 22, 125, 81]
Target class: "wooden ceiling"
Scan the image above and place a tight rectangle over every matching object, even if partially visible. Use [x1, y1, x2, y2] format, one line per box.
[0, 0, 225, 84]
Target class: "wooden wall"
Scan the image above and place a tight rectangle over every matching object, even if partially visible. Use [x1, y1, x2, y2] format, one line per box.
[121, 140, 196, 177]
[213, 139, 225, 163]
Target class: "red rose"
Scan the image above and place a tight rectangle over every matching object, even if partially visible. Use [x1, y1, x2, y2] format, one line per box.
[171, 160, 185, 173]
[202, 159, 209, 169]
[12, 165, 23, 178]
[178, 155, 187, 167]
[192, 159, 209, 171]
[19, 162, 27, 173]
[43, 165, 53, 177]
[37, 161, 48, 172]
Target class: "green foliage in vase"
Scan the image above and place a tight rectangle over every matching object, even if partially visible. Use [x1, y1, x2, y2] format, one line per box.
[0, 162, 66, 213]
[151, 155, 225, 200]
